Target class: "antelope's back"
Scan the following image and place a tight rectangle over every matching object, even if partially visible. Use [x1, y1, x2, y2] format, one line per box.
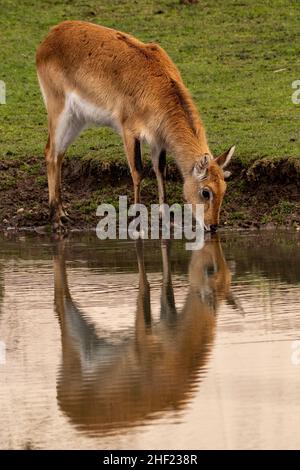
[36, 21, 182, 91]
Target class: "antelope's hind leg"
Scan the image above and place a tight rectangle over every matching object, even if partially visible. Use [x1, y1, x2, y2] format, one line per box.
[44, 94, 84, 233]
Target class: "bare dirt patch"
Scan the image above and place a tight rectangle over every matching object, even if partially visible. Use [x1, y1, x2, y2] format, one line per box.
[0, 156, 299, 231]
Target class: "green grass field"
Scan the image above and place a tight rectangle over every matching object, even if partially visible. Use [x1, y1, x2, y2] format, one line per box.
[0, 0, 300, 229]
[1, 0, 300, 165]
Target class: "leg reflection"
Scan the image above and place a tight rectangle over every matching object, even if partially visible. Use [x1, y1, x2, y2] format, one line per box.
[54, 237, 232, 435]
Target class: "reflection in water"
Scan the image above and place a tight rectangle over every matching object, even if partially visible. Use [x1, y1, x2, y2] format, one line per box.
[54, 238, 232, 436]
[1, 232, 300, 449]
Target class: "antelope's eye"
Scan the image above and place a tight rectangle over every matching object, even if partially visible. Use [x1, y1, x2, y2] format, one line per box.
[200, 188, 211, 201]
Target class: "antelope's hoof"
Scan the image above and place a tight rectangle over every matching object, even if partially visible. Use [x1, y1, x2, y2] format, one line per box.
[52, 219, 68, 235]
[60, 213, 72, 224]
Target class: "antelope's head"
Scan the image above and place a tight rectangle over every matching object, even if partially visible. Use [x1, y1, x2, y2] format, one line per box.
[183, 146, 235, 231]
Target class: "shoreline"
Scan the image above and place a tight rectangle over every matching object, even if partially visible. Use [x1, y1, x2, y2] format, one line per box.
[0, 155, 299, 231]
[1, 221, 299, 236]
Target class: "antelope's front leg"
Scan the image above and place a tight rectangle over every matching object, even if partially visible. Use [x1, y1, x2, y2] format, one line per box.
[122, 130, 143, 204]
[151, 148, 167, 206]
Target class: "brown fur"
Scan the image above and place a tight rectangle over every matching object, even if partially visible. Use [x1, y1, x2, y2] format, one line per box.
[36, 21, 234, 231]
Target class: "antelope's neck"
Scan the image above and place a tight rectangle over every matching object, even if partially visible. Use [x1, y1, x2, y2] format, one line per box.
[162, 113, 211, 177]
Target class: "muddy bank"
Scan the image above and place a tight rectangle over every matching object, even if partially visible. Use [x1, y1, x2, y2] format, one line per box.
[0, 155, 299, 231]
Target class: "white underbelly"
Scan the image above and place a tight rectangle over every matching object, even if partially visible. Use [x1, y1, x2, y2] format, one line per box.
[68, 91, 120, 129]
[55, 91, 121, 154]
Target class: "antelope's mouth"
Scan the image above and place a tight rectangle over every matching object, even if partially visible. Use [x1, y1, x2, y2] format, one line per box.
[204, 224, 219, 233]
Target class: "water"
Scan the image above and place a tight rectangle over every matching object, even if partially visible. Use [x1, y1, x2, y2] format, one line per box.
[0, 231, 300, 450]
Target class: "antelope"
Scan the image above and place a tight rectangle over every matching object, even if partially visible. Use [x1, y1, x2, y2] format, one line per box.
[54, 238, 234, 435]
[36, 21, 235, 233]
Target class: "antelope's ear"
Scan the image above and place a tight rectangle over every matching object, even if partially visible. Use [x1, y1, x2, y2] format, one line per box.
[193, 153, 211, 181]
[215, 145, 235, 169]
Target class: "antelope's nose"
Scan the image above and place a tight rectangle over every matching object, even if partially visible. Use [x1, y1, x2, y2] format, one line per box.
[210, 224, 218, 233]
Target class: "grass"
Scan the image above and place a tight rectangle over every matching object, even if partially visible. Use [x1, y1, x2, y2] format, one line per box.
[1, 0, 300, 229]
[0, 0, 300, 166]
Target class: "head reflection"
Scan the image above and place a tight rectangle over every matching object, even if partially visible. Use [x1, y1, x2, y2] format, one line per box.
[54, 238, 232, 436]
